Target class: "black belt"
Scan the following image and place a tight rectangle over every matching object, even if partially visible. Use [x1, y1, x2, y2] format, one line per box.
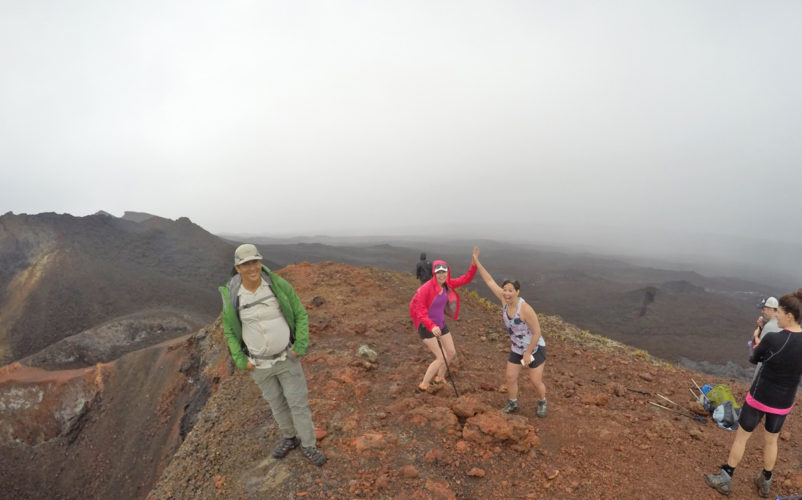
[250, 344, 291, 361]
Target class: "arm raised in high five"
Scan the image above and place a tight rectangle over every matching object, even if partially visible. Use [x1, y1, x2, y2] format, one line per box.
[472, 247, 503, 302]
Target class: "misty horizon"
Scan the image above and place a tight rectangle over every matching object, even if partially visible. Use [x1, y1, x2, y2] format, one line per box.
[2, 2, 800, 289]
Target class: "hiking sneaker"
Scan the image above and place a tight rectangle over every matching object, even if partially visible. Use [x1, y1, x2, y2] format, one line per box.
[536, 399, 548, 418]
[271, 437, 299, 459]
[302, 446, 327, 466]
[427, 382, 444, 394]
[416, 383, 443, 394]
[705, 469, 732, 495]
[502, 400, 519, 414]
[753, 472, 771, 498]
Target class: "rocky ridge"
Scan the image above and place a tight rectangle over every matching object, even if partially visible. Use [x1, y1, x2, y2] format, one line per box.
[0, 211, 235, 364]
[148, 262, 802, 499]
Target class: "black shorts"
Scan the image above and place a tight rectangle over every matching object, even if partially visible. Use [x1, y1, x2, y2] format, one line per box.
[508, 346, 546, 368]
[417, 323, 450, 339]
[738, 400, 787, 433]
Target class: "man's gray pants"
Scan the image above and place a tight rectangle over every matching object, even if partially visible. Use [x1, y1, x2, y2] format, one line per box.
[250, 354, 316, 448]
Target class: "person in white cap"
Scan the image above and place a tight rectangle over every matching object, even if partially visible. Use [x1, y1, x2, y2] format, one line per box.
[750, 297, 783, 383]
[753, 297, 781, 346]
[218, 244, 326, 466]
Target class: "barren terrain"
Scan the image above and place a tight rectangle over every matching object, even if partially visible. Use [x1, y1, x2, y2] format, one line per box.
[147, 262, 802, 499]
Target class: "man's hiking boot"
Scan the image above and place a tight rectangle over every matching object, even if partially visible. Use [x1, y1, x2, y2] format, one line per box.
[705, 468, 732, 495]
[302, 446, 327, 466]
[754, 472, 771, 498]
[536, 399, 548, 418]
[502, 400, 519, 413]
[271, 437, 299, 459]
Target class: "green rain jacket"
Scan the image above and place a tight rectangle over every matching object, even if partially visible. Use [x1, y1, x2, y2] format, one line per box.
[219, 264, 310, 370]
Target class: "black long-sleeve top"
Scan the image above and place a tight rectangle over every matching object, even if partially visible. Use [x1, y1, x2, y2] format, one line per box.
[749, 329, 802, 411]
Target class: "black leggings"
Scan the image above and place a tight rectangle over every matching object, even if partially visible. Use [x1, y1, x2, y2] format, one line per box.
[738, 401, 787, 433]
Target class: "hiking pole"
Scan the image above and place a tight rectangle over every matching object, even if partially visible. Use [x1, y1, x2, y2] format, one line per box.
[691, 378, 710, 406]
[436, 336, 459, 397]
[657, 393, 685, 408]
[649, 401, 707, 424]
[656, 394, 708, 423]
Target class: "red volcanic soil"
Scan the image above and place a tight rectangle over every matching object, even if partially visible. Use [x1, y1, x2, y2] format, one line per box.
[149, 262, 802, 500]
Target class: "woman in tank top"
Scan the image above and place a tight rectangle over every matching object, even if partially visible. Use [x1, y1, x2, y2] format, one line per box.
[473, 248, 547, 417]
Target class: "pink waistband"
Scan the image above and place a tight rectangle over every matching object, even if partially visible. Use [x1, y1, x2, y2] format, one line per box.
[746, 392, 793, 415]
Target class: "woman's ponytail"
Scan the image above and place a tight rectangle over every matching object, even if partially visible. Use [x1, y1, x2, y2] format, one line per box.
[779, 288, 802, 323]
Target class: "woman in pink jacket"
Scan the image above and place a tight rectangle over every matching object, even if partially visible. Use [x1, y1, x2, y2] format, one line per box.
[409, 248, 477, 392]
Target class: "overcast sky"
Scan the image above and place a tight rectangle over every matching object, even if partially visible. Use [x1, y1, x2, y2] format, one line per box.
[2, 1, 800, 257]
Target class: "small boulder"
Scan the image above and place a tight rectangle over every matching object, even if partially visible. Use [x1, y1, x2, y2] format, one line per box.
[424, 448, 444, 463]
[450, 396, 491, 418]
[544, 468, 560, 480]
[357, 345, 378, 363]
[467, 468, 485, 478]
[425, 479, 456, 500]
[352, 431, 398, 452]
[400, 465, 419, 479]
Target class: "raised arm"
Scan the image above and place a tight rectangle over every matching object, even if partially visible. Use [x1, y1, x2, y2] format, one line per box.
[472, 247, 503, 301]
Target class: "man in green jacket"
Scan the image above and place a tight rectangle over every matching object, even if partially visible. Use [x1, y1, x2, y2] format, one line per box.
[219, 243, 326, 466]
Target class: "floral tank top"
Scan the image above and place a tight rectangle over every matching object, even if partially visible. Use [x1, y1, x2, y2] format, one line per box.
[503, 298, 545, 355]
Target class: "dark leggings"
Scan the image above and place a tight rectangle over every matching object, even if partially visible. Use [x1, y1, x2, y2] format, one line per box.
[738, 401, 787, 433]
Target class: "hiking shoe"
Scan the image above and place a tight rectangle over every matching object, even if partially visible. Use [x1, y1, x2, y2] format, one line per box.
[705, 469, 731, 495]
[754, 472, 771, 498]
[271, 437, 299, 459]
[536, 399, 548, 418]
[502, 400, 519, 413]
[416, 383, 442, 394]
[302, 446, 327, 466]
[427, 383, 444, 394]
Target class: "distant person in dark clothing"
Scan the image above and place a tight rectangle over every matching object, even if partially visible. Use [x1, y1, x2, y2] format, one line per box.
[416, 252, 432, 284]
[219, 244, 326, 466]
[705, 288, 802, 497]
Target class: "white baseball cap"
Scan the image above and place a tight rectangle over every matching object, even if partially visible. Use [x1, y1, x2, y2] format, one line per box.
[234, 244, 263, 266]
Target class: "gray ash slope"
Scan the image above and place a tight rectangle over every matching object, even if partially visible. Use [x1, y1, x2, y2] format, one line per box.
[0, 212, 240, 364]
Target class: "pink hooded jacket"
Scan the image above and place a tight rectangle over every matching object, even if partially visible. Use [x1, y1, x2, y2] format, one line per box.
[409, 259, 477, 332]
